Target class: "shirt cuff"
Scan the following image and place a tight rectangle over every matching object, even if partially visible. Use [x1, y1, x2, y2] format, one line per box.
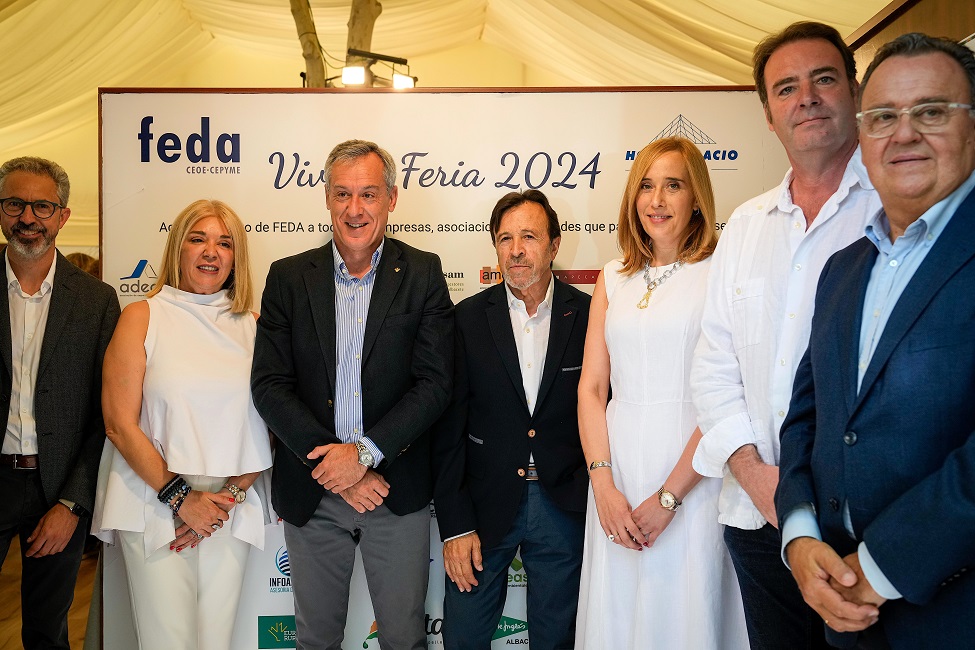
[692, 412, 758, 477]
[443, 530, 476, 542]
[780, 503, 821, 567]
[360, 437, 384, 466]
[857, 541, 903, 600]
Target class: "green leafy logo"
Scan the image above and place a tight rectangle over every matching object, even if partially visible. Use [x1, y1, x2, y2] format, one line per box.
[257, 616, 297, 648]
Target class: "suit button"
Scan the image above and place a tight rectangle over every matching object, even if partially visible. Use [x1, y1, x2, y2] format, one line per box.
[528, 429, 536, 438]
[828, 498, 840, 511]
[517, 468, 526, 477]
[843, 431, 857, 445]
[327, 399, 333, 408]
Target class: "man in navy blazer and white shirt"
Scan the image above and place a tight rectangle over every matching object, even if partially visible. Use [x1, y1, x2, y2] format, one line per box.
[433, 190, 590, 649]
[776, 33, 975, 649]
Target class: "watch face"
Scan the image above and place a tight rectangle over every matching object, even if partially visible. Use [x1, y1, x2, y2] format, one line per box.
[659, 491, 676, 509]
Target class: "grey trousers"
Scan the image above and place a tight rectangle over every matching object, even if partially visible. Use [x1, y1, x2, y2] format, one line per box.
[283, 492, 430, 650]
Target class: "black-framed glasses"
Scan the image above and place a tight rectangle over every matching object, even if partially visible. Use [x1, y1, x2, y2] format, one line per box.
[0, 197, 64, 220]
[856, 102, 975, 138]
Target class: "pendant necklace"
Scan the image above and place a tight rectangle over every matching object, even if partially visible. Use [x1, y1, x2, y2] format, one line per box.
[637, 259, 684, 309]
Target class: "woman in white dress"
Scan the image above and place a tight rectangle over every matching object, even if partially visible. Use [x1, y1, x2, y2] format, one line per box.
[92, 200, 272, 650]
[575, 137, 747, 649]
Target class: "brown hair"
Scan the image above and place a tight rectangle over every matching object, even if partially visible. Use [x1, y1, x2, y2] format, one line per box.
[752, 22, 857, 115]
[147, 199, 253, 314]
[617, 137, 717, 275]
[489, 189, 561, 245]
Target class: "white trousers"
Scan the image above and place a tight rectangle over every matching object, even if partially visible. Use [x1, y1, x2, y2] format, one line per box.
[118, 475, 250, 650]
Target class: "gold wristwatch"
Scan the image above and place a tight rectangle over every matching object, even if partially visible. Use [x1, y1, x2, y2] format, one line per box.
[657, 487, 681, 512]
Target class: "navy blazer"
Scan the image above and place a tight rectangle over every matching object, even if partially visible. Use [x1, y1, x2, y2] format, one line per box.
[776, 186, 975, 649]
[251, 238, 453, 526]
[432, 279, 590, 549]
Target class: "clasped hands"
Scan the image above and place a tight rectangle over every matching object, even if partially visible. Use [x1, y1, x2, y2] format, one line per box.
[170, 489, 235, 552]
[787, 537, 887, 633]
[594, 484, 676, 551]
[308, 442, 389, 513]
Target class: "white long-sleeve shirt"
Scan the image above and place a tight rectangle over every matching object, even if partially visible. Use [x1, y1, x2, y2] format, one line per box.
[691, 149, 881, 530]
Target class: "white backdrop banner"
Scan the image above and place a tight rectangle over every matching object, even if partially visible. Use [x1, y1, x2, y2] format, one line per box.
[99, 88, 788, 649]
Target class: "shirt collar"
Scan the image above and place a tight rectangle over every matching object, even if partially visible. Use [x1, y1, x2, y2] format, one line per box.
[5, 250, 57, 297]
[332, 238, 385, 281]
[505, 273, 555, 314]
[865, 168, 975, 250]
[772, 145, 873, 217]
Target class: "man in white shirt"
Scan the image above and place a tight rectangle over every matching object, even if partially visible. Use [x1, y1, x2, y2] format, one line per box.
[0, 156, 120, 649]
[690, 22, 881, 649]
[433, 190, 590, 649]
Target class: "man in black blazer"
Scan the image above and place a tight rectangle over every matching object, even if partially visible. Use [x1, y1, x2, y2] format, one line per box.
[433, 190, 590, 649]
[252, 140, 452, 650]
[0, 156, 120, 649]
[776, 34, 975, 649]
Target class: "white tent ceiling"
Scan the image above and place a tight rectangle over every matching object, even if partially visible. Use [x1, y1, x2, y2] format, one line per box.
[0, 0, 887, 246]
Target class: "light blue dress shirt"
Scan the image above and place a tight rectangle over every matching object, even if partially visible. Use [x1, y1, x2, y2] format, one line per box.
[333, 240, 385, 465]
[782, 170, 975, 600]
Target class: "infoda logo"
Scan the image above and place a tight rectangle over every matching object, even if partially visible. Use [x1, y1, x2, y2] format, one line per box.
[257, 615, 297, 648]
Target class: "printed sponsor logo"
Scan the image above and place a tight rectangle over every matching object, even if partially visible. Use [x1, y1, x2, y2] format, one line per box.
[257, 615, 297, 648]
[138, 116, 241, 174]
[480, 265, 503, 285]
[623, 115, 739, 166]
[493, 615, 529, 640]
[553, 269, 600, 285]
[443, 270, 465, 292]
[507, 557, 527, 587]
[362, 621, 379, 648]
[269, 546, 292, 592]
[118, 260, 157, 296]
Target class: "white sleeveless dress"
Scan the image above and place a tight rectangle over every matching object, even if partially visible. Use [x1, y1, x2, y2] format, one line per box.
[92, 285, 272, 554]
[575, 258, 747, 649]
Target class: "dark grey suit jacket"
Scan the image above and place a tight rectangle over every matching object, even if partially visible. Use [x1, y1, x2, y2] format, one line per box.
[0, 252, 121, 515]
[252, 238, 453, 526]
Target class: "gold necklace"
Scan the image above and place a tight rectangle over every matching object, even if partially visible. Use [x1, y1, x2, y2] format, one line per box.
[636, 259, 684, 309]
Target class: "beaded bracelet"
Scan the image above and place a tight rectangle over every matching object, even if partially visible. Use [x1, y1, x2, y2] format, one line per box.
[157, 475, 186, 504]
[170, 488, 190, 515]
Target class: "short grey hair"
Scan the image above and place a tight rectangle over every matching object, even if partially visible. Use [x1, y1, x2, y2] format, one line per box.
[323, 140, 396, 193]
[0, 156, 70, 206]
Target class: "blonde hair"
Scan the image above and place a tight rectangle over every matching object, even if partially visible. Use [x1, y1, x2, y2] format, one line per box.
[147, 199, 253, 314]
[617, 137, 718, 275]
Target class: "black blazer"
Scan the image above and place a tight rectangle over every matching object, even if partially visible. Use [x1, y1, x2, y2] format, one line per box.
[0, 252, 120, 514]
[776, 186, 975, 648]
[251, 238, 453, 526]
[433, 279, 590, 549]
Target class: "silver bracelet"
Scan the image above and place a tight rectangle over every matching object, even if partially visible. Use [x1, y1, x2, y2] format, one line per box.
[588, 460, 612, 472]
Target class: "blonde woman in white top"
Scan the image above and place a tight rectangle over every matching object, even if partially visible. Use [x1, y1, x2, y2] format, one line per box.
[92, 200, 272, 650]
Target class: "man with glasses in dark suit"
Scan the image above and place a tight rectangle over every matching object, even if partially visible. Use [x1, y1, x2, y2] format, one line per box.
[0, 156, 120, 649]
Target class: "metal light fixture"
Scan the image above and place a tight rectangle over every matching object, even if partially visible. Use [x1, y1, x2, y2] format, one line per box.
[345, 48, 416, 88]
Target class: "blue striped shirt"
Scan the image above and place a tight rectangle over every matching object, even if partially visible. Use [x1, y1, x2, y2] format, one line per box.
[333, 240, 384, 464]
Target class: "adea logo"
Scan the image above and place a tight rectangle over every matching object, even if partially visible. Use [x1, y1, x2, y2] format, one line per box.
[138, 116, 240, 164]
[257, 615, 297, 648]
[119, 260, 157, 296]
[492, 616, 528, 641]
[507, 557, 527, 587]
[480, 265, 502, 285]
[361, 621, 379, 648]
[269, 546, 292, 592]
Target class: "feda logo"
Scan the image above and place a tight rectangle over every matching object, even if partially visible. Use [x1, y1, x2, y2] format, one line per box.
[257, 615, 297, 648]
[138, 116, 240, 164]
[119, 260, 157, 296]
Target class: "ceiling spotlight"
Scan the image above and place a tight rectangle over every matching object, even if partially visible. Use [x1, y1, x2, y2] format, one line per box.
[342, 66, 366, 86]
[393, 73, 415, 89]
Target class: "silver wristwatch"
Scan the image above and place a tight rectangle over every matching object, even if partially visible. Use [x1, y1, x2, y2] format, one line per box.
[354, 440, 375, 467]
[224, 482, 246, 504]
[657, 487, 681, 512]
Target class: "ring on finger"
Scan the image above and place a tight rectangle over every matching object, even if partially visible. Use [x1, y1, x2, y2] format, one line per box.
[195, 531, 204, 540]
[211, 523, 220, 530]
[607, 534, 616, 542]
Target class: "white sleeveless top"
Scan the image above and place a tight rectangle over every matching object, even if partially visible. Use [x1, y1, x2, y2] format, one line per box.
[93, 285, 273, 554]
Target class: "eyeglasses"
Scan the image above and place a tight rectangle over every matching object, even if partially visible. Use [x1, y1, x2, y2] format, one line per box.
[856, 102, 975, 138]
[0, 197, 64, 220]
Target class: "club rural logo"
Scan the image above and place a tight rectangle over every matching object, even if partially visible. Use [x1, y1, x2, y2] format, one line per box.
[257, 615, 297, 648]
